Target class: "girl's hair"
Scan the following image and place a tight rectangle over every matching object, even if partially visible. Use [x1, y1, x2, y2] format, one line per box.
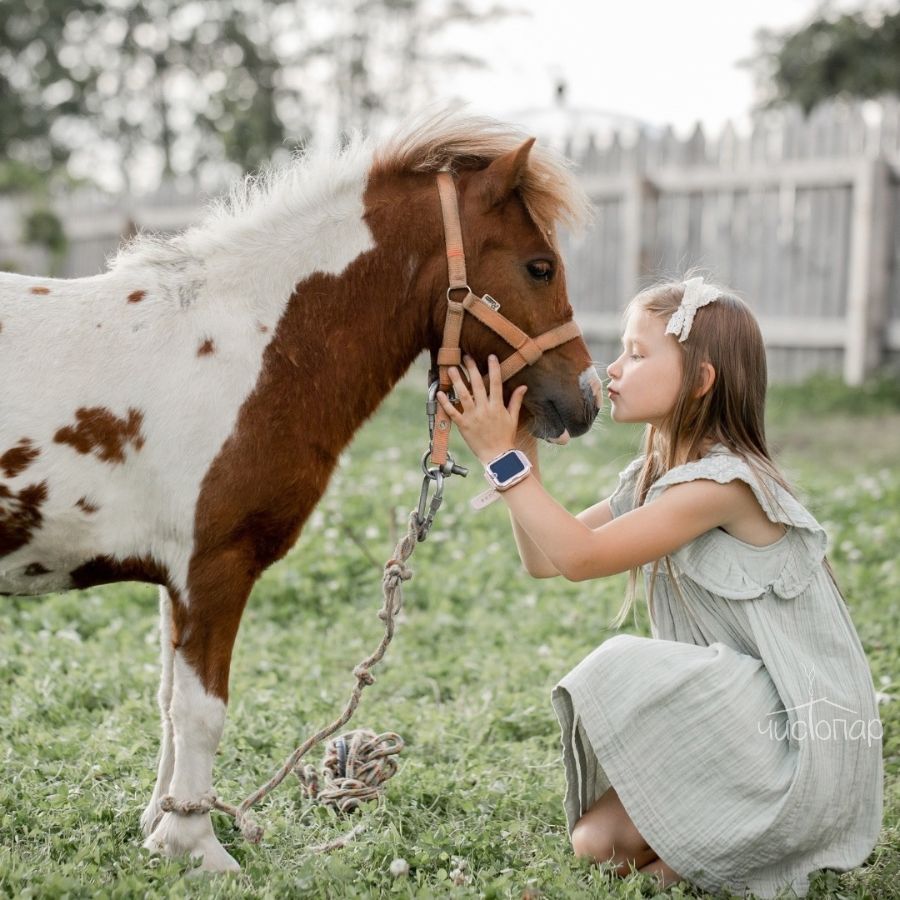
[611, 275, 829, 626]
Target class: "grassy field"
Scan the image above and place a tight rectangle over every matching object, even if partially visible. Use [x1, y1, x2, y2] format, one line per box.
[1, 375, 898, 899]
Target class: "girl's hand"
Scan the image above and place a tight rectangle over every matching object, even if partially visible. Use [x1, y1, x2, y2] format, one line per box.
[436, 354, 528, 464]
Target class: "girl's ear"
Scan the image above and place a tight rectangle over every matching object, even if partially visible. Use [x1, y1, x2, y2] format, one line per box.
[696, 362, 716, 398]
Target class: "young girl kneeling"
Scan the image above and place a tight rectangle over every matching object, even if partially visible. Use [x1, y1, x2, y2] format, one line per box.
[436, 277, 883, 899]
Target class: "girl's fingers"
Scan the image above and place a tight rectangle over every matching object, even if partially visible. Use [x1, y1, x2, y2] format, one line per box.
[487, 354, 503, 406]
[463, 355, 488, 403]
[508, 384, 528, 423]
[447, 366, 473, 407]
[436, 391, 461, 420]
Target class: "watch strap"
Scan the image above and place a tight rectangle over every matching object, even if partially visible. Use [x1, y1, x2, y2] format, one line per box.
[470, 487, 501, 510]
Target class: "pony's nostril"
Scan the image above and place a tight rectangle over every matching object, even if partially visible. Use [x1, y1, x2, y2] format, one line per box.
[579, 366, 604, 409]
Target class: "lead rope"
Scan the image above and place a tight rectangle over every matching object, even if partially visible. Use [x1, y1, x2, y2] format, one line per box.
[163, 510, 421, 853]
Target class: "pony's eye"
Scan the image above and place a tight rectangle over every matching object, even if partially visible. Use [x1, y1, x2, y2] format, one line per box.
[526, 260, 554, 282]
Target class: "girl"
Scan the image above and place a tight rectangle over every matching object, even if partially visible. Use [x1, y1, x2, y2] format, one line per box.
[436, 277, 883, 898]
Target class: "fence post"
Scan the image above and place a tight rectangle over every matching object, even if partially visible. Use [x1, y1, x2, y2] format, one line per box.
[621, 173, 658, 298]
[844, 156, 892, 384]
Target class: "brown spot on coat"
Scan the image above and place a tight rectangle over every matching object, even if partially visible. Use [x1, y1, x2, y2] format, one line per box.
[75, 496, 99, 514]
[1, 438, 39, 478]
[0, 481, 48, 556]
[30, 286, 50, 295]
[127, 290, 146, 303]
[257, 322, 269, 334]
[24, 562, 50, 576]
[54, 407, 145, 464]
[198, 338, 216, 356]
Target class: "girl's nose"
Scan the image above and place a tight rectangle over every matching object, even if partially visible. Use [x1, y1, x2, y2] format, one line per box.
[606, 357, 621, 380]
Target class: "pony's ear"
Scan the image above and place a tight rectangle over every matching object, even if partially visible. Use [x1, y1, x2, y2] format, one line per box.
[475, 138, 536, 209]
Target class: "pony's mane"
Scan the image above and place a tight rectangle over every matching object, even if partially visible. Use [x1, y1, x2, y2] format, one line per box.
[373, 110, 592, 234]
[111, 138, 374, 270]
[111, 110, 589, 271]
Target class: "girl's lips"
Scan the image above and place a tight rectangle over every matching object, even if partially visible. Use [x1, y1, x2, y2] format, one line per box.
[608, 388, 620, 399]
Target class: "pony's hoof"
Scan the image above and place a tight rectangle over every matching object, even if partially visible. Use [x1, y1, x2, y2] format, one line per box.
[187, 840, 241, 876]
[144, 812, 240, 874]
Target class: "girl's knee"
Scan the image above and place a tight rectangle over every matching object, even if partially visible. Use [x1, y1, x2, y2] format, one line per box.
[571, 817, 614, 863]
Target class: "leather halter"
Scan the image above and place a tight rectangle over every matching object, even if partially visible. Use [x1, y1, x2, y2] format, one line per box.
[429, 171, 583, 466]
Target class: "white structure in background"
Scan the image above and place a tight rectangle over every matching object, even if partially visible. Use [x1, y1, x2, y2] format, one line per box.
[504, 80, 656, 157]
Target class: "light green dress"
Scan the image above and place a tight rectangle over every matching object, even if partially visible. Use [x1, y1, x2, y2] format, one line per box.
[551, 446, 883, 898]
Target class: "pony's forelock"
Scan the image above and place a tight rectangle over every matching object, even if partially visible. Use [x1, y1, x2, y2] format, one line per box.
[373, 109, 592, 234]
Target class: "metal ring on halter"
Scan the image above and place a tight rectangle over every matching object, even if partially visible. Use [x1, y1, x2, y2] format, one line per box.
[446, 285, 471, 302]
[420, 448, 467, 480]
[421, 448, 440, 478]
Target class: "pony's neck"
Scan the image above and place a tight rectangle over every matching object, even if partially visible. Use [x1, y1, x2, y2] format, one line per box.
[156, 145, 379, 322]
[260, 172, 442, 457]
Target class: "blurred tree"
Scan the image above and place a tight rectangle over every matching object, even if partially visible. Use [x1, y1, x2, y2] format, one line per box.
[0, 0, 510, 194]
[307, 0, 511, 141]
[1, 0, 299, 192]
[0, 0, 90, 190]
[750, 5, 900, 112]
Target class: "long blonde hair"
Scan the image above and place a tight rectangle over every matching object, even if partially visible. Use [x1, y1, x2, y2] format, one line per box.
[612, 276, 810, 627]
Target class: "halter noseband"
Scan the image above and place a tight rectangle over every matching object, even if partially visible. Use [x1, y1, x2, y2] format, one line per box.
[429, 171, 583, 466]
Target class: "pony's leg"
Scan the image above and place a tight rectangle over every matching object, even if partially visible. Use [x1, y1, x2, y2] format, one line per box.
[144, 573, 251, 873]
[140, 586, 177, 837]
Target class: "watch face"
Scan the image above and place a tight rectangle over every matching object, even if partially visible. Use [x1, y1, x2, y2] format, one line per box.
[490, 452, 526, 483]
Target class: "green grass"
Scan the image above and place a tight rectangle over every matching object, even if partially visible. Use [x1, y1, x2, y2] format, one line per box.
[1, 375, 898, 899]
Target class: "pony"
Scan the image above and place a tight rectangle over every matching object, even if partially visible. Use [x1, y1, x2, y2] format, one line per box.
[0, 112, 601, 872]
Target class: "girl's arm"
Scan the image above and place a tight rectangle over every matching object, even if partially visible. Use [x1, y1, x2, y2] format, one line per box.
[511, 498, 614, 578]
[508, 434, 614, 579]
[500, 474, 746, 581]
[438, 356, 744, 583]
[507, 436, 557, 577]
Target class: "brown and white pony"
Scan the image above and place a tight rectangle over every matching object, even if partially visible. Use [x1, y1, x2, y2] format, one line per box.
[0, 113, 600, 871]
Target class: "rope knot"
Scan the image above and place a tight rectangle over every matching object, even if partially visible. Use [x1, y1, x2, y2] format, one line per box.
[353, 666, 375, 685]
[383, 561, 412, 589]
[159, 792, 216, 815]
[236, 812, 264, 844]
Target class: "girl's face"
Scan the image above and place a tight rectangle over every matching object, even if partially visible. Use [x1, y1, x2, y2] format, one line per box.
[606, 306, 683, 426]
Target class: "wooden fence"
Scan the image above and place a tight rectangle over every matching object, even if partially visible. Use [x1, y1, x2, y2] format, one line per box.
[2, 99, 899, 383]
[560, 98, 900, 384]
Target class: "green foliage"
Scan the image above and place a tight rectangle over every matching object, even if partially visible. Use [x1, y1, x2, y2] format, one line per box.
[22, 208, 68, 259]
[768, 372, 900, 419]
[0, 379, 896, 897]
[751, 7, 900, 111]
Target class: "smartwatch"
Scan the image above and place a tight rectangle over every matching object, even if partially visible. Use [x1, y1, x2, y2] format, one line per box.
[483, 449, 532, 492]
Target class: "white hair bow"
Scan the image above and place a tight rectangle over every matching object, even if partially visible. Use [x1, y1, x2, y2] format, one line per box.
[664, 276, 720, 342]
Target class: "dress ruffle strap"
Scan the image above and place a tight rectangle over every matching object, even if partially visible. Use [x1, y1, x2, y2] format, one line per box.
[644, 448, 827, 600]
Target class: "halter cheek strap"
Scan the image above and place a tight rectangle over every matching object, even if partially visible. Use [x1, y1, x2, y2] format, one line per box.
[430, 172, 582, 466]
